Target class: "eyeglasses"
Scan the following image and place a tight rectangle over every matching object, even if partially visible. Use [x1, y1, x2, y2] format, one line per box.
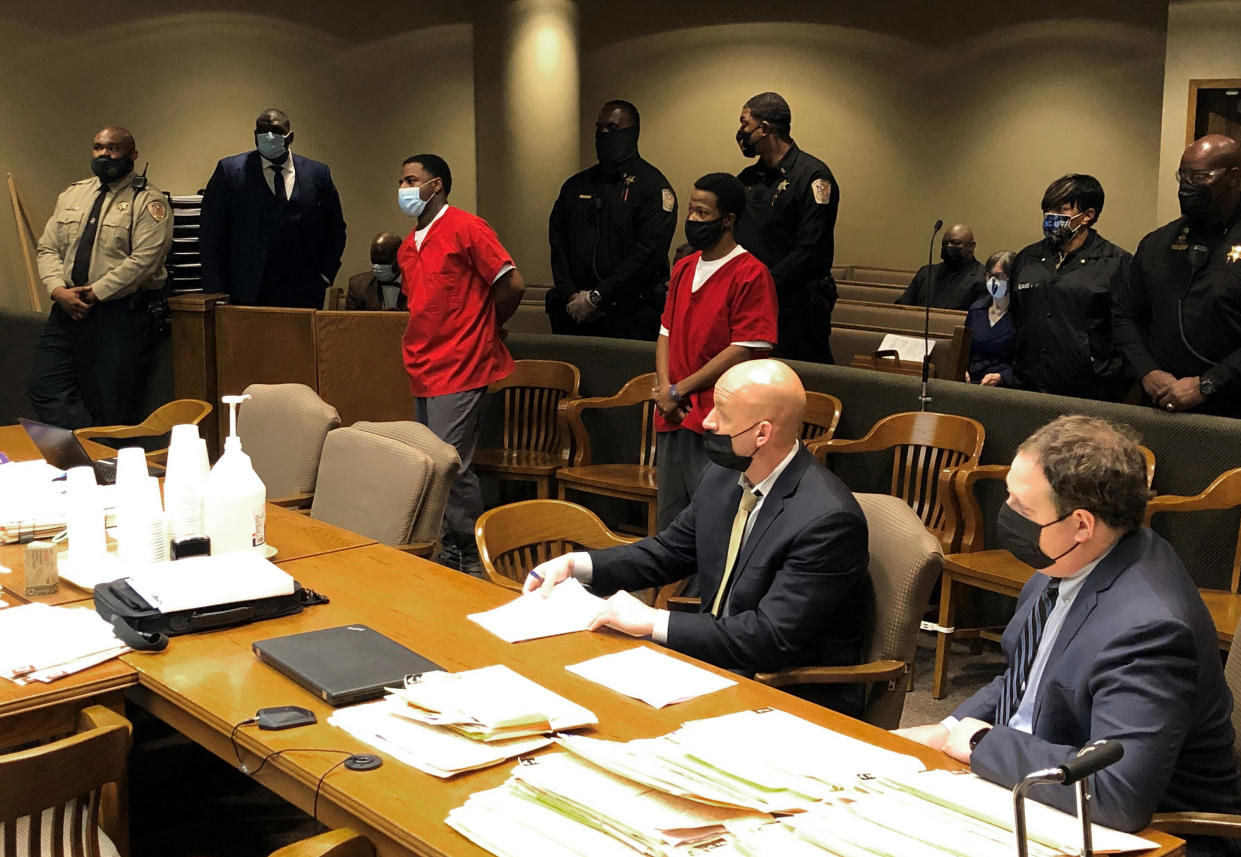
[1176, 168, 1230, 187]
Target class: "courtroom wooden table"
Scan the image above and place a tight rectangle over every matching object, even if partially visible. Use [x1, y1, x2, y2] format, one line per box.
[119, 543, 1186, 857]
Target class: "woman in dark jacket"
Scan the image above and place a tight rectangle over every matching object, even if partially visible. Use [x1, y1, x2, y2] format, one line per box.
[965, 250, 1017, 386]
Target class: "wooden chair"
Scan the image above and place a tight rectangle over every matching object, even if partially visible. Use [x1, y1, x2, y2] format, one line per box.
[806, 411, 985, 552]
[474, 359, 581, 500]
[474, 499, 637, 591]
[1144, 467, 1241, 654]
[270, 829, 373, 857]
[753, 493, 943, 728]
[73, 399, 213, 465]
[1149, 608, 1241, 841]
[800, 391, 843, 443]
[556, 373, 660, 535]
[930, 445, 1156, 699]
[0, 705, 131, 857]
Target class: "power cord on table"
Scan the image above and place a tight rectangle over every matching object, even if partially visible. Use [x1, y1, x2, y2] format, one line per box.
[228, 716, 382, 820]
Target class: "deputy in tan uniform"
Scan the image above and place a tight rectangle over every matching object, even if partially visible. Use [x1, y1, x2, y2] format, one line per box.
[27, 126, 173, 429]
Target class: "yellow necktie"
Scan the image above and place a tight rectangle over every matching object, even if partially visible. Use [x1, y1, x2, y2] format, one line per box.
[711, 489, 760, 616]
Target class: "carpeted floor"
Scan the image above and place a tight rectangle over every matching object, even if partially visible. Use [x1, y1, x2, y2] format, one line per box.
[127, 632, 1006, 856]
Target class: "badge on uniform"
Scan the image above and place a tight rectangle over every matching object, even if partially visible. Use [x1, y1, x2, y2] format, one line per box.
[811, 179, 832, 205]
[116, 201, 130, 212]
[661, 188, 675, 212]
[1229, 245, 1241, 263]
[147, 200, 168, 222]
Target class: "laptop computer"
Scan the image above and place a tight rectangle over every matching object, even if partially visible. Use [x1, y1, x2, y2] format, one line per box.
[19, 417, 165, 485]
[252, 624, 442, 706]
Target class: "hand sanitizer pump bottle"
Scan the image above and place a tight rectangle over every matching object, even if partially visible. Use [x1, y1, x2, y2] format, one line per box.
[203, 394, 268, 556]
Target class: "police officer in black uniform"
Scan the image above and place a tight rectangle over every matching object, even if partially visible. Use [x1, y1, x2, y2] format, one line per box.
[734, 92, 840, 364]
[1115, 134, 1241, 418]
[547, 100, 676, 340]
[1008, 174, 1131, 401]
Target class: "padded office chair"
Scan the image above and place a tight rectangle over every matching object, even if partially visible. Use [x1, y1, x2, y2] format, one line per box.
[311, 423, 459, 558]
[270, 829, 374, 857]
[930, 445, 1156, 699]
[475, 499, 637, 591]
[473, 359, 580, 500]
[752, 493, 943, 729]
[73, 399, 213, 465]
[1149, 608, 1241, 840]
[0, 705, 131, 857]
[807, 411, 985, 552]
[239, 383, 341, 508]
[557, 373, 660, 535]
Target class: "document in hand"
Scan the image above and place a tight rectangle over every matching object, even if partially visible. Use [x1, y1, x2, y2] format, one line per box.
[566, 645, 736, 708]
[468, 577, 606, 643]
[0, 603, 128, 684]
[327, 700, 552, 778]
[385, 664, 596, 741]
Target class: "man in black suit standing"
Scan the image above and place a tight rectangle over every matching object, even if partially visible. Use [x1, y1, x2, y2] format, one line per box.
[525, 359, 870, 715]
[897, 416, 1241, 848]
[200, 109, 347, 308]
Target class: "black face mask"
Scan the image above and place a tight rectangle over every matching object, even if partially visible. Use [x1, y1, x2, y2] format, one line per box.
[940, 245, 966, 268]
[91, 154, 133, 184]
[736, 127, 759, 159]
[1178, 182, 1217, 223]
[996, 503, 1077, 569]
[595, 127, 639, 172]
[702, 422, 761, 472]
[685, 217, 725, 251]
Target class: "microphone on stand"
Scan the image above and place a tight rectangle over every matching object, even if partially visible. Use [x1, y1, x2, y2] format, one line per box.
[920, 219, 943, 412]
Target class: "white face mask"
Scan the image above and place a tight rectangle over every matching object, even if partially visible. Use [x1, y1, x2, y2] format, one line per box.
[987, 275, 1009, 299]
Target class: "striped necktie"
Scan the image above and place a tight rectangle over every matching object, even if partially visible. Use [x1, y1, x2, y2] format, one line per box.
[995, 578, 1061, 726]
[710, 488, 760, 617]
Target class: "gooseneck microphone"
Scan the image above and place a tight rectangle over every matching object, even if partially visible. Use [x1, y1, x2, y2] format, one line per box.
[1012, 739, 1125, 857]
[920, 219, 944, 411]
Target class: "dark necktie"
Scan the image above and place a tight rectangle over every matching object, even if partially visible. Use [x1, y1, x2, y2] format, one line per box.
[271, 165, 286, 202]
[995, 578, 1061, 726]
[70, 182, 109, 287]
[711, 489, 760, 616]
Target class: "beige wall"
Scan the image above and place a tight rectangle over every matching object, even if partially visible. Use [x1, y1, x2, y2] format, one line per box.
[0, 7, 474, 311]
[1157, 0, 1241, 224]
[580, 5, 1168, 271]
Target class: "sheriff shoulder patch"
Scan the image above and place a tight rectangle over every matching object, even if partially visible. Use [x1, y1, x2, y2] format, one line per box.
[146, 200, 167, 222]
[811, 178, 832, 205]
[661, 188, 675, 212]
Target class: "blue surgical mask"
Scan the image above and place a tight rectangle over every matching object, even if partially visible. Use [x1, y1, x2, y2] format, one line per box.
[255, 131, 289, 161]
[372, 263, 399, 283]
[398, 181, 439, 219]
[987, 275, 1008, 300]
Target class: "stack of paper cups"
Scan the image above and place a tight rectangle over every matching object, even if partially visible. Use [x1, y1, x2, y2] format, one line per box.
[114, 447, 150, 564]
[65, 466, 106, 564]
[129, 476, 169, 565]
[164, 424, 207, 542]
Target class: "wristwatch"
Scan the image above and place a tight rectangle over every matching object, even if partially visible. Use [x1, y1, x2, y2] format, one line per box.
[1199, 376, 1217, 398]
[668, 383, 691, 408]
[969, 726, 992, 750]
[587, 289, 603, 308]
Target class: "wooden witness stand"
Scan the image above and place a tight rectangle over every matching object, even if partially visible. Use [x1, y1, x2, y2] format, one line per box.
[0, 423, 1187, 857]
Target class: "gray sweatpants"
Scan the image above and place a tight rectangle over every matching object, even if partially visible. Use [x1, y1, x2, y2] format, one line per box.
[416, 386, 487, 553]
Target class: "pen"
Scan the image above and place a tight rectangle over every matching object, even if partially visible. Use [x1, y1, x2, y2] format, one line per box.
[528, 570, 543, 583]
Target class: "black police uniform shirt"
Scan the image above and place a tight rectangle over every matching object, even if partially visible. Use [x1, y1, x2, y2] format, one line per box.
[894, 258, 987, 310]
[1114, 209, 1241, 417]
[736, 142, 840, 362]
[1009, 230, 1132, 401]
[547, 155, 676, 312]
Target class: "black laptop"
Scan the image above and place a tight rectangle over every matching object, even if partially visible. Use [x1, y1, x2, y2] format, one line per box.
[252, 625, 441, 706]
[19, 417, 165, 484]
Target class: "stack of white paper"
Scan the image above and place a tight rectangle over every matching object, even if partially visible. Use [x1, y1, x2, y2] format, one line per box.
[468, 578, 606, 642]
[0, 463, 118, 544]
[566, 646, 736, 707]
[125, 553, 294, 612]
[386, 664, 596, 740]
[328, 700, 551, 778]
[0, 603, 128, 684]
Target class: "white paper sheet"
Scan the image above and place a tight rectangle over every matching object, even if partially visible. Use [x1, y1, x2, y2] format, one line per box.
[878, 333, 934, 362]
[468, 578, 606, 643]
[125, 553, 294, 612]
[0, 603, 128, 682]
[566, 645, 736, 707]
